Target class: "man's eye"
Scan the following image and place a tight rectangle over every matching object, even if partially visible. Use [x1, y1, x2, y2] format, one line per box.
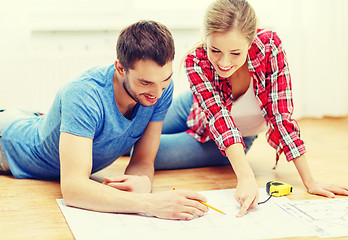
[140, 82, 150, 86]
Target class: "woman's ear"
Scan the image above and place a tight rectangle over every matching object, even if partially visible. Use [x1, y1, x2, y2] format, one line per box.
[114, 60, 125, 77]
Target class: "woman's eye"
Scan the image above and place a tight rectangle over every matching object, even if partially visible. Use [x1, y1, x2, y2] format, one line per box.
[211, 49, 220, 53]
[232, 52, 240, 56]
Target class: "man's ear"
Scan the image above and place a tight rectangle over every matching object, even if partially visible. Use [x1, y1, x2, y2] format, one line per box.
[114, 60, 125, 77]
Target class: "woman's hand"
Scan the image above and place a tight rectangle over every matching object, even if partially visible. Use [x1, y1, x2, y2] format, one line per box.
[234, 176, 259, 217]
[293, 155, 348, 198]
[225, 143, 259, 217]
[305, 181, 348, 198]
[103, 175, 152, 193]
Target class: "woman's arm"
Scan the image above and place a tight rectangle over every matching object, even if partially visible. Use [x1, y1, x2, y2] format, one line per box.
[185, 48, 244, 152]
[261, 33, 348, 197]
[225, 143, 259, 217]
[293, 154, 348, 197]
[264, 31, 306, 161]
[185, 48, 258, 216]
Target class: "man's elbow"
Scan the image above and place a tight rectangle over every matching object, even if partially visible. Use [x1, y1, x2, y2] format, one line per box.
[60, 179, 82, 207]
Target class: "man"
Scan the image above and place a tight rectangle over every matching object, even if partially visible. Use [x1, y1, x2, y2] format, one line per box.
[0, 20, 208, 220]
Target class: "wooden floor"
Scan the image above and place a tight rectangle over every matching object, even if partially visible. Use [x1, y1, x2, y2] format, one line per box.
[0, 116, 347, 239]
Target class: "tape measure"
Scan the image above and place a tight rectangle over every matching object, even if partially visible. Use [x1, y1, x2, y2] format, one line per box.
[259, 181, 293, 205]
[266, 181, 293, 197]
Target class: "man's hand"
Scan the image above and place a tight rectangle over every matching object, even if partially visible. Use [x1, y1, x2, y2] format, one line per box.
[103, 175, 152, 193]
[144, 190, 209, 220]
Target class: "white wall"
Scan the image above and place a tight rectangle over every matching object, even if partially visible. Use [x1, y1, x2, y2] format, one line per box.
[1, 0, 347, 117]
[250, 0, 348, 117]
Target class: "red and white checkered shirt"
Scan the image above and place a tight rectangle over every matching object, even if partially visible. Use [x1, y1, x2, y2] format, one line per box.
[184, 29, 306, 162]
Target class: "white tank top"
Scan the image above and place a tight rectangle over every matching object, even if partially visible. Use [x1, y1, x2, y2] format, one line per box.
[231, 79, 267, 137]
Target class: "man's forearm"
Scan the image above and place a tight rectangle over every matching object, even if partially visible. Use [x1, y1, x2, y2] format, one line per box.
[125, 159, 155, 182]
[61, 177, 148, 214]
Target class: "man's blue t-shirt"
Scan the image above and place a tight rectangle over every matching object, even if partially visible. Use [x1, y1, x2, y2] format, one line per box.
[2, 64, 173, 180]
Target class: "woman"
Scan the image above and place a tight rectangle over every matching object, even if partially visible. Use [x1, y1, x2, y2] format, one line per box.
[155, 0, 348, 216]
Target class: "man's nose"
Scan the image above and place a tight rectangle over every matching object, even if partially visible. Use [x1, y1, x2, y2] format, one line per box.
[151, 85, 163, 99]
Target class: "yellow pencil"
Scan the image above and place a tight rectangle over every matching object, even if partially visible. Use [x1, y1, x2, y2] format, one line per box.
[173, 188, 226, 215]
[198, 201, 226, 215]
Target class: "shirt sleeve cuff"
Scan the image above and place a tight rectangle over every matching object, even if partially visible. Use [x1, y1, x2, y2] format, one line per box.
[216, 133, 245, 156]
[282, 140, 307, 161]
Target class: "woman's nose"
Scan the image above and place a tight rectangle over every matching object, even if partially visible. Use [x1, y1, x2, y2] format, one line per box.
[218, 54, 231, 67]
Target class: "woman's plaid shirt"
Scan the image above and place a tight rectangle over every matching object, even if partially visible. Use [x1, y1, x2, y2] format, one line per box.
[184, 29, 306, 162]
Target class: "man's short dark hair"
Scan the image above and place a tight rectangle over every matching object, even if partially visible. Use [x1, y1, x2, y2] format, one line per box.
[116, 20, 175, 71]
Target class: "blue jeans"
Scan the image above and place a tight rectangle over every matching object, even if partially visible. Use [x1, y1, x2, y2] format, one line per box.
[0, 109, 40, 173]
[154, 91, 258, 170]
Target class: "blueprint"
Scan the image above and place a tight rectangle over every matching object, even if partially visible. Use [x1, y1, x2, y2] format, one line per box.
[278, 197, 348, 238]
[57, 188, 313, 240]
